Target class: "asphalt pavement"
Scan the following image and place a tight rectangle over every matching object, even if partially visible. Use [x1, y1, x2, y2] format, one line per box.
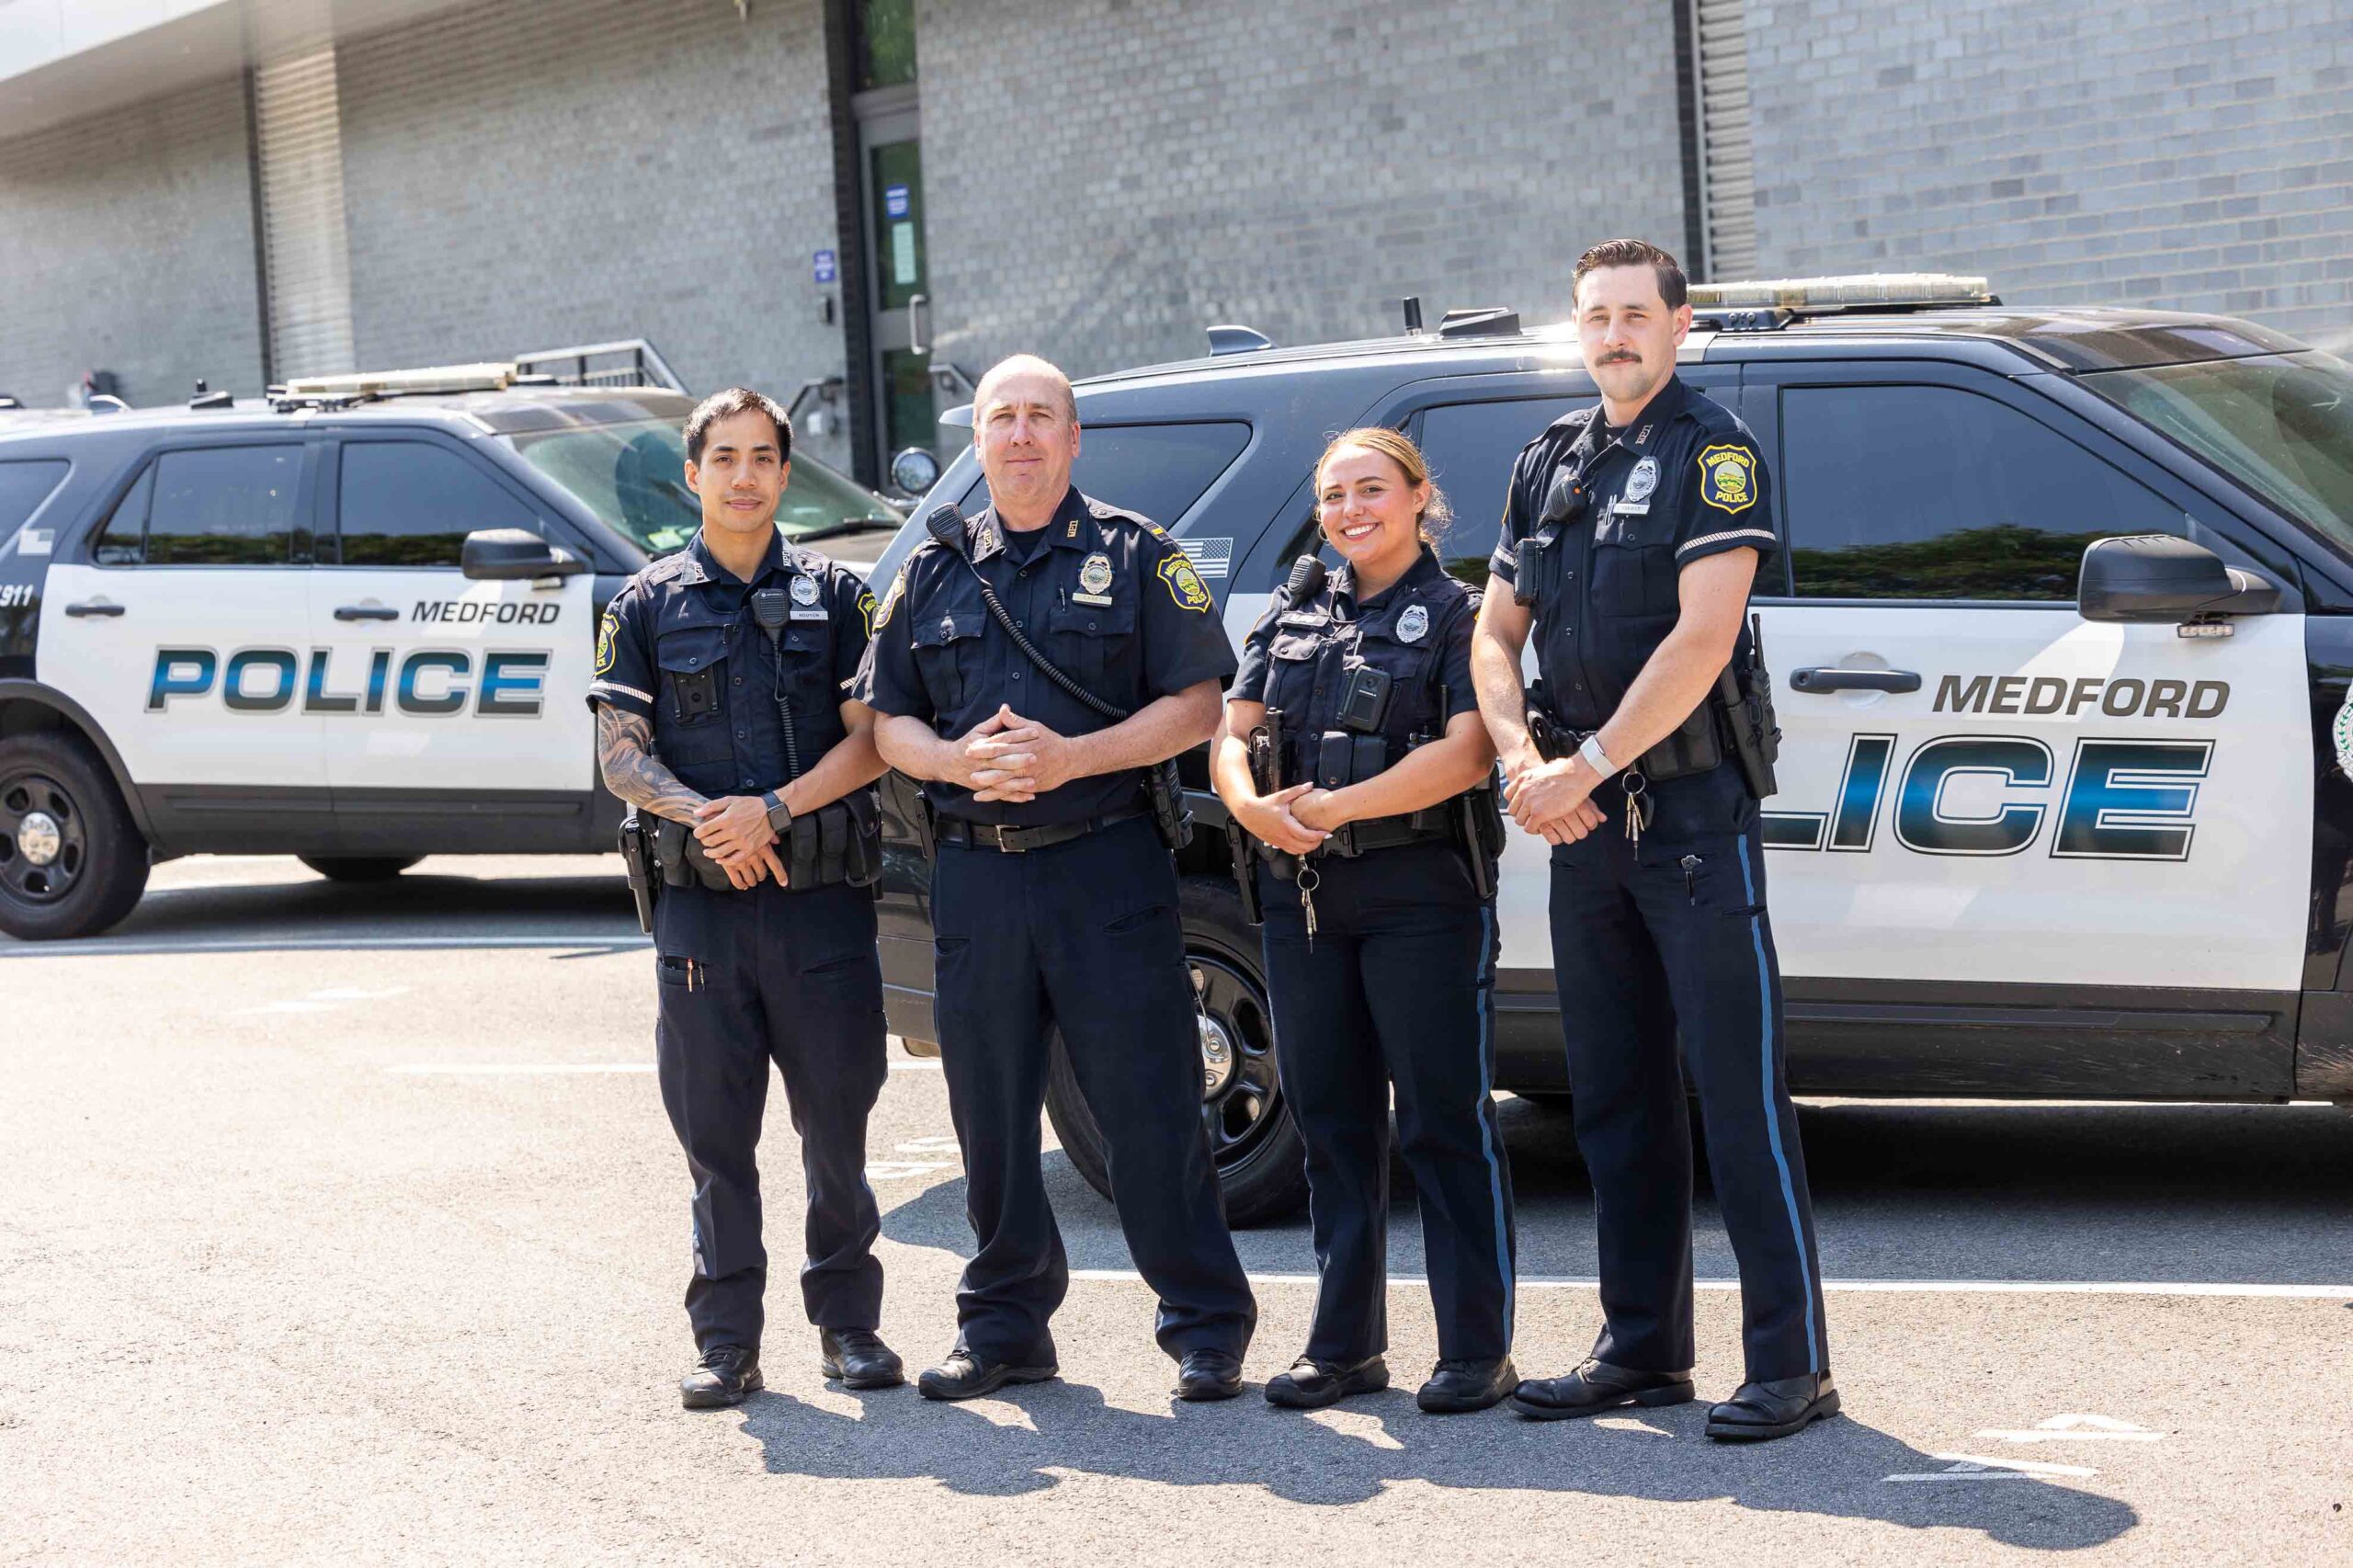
[3, 854, 2349, 1565]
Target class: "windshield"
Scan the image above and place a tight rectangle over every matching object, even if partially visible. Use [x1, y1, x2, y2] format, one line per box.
[2082, 350, 2353, 552]
[506, 417, 896, 556]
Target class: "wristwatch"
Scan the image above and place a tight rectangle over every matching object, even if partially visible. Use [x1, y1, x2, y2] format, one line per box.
[762, 789, 793, 836]
[1577, 733, 1618, 778]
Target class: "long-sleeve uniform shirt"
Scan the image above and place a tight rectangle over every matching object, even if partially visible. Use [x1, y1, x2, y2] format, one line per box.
[855, 484, 1235, 826]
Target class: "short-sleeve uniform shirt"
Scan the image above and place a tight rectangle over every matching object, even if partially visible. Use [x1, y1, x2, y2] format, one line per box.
[1233, 546, 1479, 790]
[1487, 373, 1777, 732]
[855, 484, 1235, 826]
[589, 528, 875, 801]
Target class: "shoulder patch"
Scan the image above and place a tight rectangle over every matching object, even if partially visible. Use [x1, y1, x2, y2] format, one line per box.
[858, 585, 880, 637]
[1697, 444, 1759, 516]
[1156, 551, 1213, 614]
[595, 607, 620, 675]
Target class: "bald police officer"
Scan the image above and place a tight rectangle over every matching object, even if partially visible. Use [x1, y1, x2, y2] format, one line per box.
[1472, 241, 1836, 1441]
[858, 354, 1257, 1403]
[594, 388, 902, 1408]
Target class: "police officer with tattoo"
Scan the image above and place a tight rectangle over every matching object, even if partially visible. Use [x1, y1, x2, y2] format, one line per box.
[858, 354, 1256, 1403]
[1471, 242, 1836, 1441]
[1213, 429, 1517, 1415]
[592, 387, 901, 1409]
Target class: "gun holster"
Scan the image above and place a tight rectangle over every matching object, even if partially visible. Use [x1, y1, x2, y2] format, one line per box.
[618, 813, 658, 933]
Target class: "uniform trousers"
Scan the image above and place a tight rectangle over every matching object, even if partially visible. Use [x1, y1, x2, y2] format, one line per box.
[654, 876, 887, 1353]
[1547, 769, 1829, 1382]
[931, 815, 1256, 1364]
[1258, 839, 1516, 1363]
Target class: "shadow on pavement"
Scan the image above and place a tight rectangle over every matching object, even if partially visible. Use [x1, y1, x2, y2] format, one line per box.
[736, 1380, 2135, 1547]
[881, 1098, 2353, 1289]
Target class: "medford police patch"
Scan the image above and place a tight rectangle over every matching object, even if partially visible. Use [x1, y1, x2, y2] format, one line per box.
[858, 587, 879, 637]
[1697, 444, 1757, 515]
[595, 608, 619, 675]
[1157, 552, 1213, 613]
[1396, 603, 1430, 644]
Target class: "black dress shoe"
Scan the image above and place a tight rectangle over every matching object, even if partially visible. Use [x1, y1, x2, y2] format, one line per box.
[820, 1328, 905, 1391]
[679, 1345, 762, 1409]
[1416, 1357, 1518, 1414]
[1263, 1355, 1388, 1410]
[1705, 1371, 1840, 1441]
[1174, 1349, 1245, 1402]
[916, 1346, 1059, 1403]
[1508, 1358, 1695, 1421]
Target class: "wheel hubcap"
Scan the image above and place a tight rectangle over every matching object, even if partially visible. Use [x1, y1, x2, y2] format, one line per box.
[1199, 1013, 1236, 1097]
[1189, 952, 1280, 1165]
[17, 811, 61, 867]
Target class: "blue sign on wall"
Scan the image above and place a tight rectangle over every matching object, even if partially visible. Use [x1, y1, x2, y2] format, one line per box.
[883, 184, 911, 220]
[813, 249, 837, 284]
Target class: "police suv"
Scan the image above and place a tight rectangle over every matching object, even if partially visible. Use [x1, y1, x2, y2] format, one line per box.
[868, 276, 2353, 1223]
[0, 364, 902, 941]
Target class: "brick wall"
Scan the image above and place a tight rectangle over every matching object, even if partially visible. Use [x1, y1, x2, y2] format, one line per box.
[0, 77, 265, 408]
[1744, 0, 2353, 346]
[335, 0, 856, 469]
[915, 0, 1691, 384]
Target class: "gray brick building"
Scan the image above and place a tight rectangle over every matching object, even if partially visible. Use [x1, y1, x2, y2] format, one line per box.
[0, 0, 2347, 486]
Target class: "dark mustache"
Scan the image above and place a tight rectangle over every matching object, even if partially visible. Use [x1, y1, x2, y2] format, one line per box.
[1596, 351, 1641, 364]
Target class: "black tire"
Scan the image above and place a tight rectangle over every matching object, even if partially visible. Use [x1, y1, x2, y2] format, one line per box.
[1045, 873, 1310, 1227]
[0, 731, 150, 941]
[299, 856, 423, 882]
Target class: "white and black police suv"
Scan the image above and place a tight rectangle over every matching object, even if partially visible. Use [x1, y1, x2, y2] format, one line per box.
[866, 277, 2353, 1223]
[0, 358, 903, 941]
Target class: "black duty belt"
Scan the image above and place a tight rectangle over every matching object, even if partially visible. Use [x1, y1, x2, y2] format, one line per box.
[1340, 812, 1452, 855]
[935, 808, 1146, 855]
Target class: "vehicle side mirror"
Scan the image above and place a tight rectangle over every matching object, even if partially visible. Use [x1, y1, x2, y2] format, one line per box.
[889, 446, 941, 497]
[461, 528, 584, 581]
[2076, 535, 2278, 623]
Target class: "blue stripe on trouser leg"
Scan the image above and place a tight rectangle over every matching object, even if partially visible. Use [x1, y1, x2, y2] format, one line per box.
[1473, 903, 1514, 1343]
[1738, 835, 1819, 1374]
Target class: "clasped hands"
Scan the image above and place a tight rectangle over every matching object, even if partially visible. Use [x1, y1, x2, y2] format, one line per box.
[1501, 747, 1610, 846]
[949, 705, 1087, 803]
[691, 793, 787, 891]
[1232, 782, 1350, 858]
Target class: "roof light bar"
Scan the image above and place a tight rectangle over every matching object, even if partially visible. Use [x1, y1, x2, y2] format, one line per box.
[277, 362, 520, 398]
[1688, 274, 1995, 312]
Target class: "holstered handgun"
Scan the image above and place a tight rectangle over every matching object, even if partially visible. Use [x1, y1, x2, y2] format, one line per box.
[618, 813, 657, 933]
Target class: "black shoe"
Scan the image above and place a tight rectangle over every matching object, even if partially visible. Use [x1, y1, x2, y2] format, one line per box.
[820, 1328, 905, 1391]
[916, 1347, 1059, 1403]
[1417, 1357, 1518, 1414]
[1705, 1371, 1840, 1442]
[1174, 1349, 1245, 1402]
[679, 1345, 762, 1409]
[1264, 1355, 1389, 1410]
[1508, 1358, 1695, 1421]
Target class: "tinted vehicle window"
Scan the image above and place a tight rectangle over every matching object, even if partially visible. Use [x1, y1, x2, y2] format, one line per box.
[336, 441, 535, 567]
[119, 446, 303, 566]
[1782, 385, 2182, 600]
[0, 459, 68, 536]
[1416, 398, 1588, 582]
[956, 422, 1252, 536]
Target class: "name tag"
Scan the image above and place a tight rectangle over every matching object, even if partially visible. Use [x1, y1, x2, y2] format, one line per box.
[1611, 499, 1650, 516]
[1072, 591, 1114, 607]
[790, 607, 828, 621]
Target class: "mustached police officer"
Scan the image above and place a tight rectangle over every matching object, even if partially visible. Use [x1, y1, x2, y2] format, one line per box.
[1213, 429, 1517, 1415]
[1472, 241, 1836, 1441]
[593, 387, 902, 1408]
[858, 354, 1256, 1403]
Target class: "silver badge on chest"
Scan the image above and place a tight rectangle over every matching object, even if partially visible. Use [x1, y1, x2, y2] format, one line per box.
[1074, 551, 1116, 607]
[1624, 456, 1659, 504]
[1396, 603, 1430, 644]
[790, 574, 820, 605]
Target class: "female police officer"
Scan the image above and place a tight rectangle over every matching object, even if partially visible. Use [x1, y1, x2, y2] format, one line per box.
[1212, 429, 1517, 1414]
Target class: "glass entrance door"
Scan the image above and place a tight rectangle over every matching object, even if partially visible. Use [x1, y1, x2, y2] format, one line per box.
[859, 106, 937, 463]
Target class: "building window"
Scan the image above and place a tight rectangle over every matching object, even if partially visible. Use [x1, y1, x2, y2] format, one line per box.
[858, 0, 916, 89]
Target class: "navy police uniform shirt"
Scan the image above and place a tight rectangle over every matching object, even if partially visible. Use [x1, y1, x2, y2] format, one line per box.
[1233, 545, 1479, 791]
[855, 484, 1234, 826]
[589, 528, 876, 801]
[1487, 373, 1777, 732]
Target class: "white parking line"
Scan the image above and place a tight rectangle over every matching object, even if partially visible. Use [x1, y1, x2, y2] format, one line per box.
[2, 934, 650, 958]
[1069, 1269, 2353, 1300]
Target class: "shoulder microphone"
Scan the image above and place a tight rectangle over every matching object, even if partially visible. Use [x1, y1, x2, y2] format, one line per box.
[1284, 554, 1328, 607]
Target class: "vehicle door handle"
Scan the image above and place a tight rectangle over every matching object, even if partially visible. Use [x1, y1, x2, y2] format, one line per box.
[64, 600, 124, 618]
[334, 604, 401, 621]
[1790, 666, 1921, 694]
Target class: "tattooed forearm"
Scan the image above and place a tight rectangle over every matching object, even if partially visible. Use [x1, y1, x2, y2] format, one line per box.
[596, 707, 708, 824]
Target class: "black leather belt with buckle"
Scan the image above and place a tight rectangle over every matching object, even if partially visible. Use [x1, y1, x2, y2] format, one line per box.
[934, 808, 1146, 854]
